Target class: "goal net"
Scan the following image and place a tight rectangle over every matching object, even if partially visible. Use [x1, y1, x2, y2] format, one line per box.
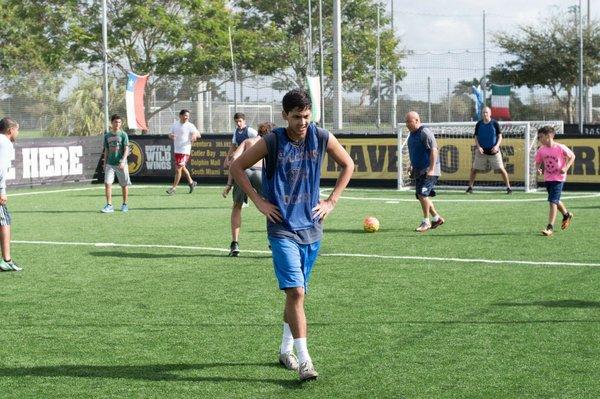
[397, 120, 564, 192]
[227, 104, 274, 133]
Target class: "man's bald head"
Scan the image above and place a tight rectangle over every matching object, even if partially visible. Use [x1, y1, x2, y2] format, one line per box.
[405, 111, 421, 132]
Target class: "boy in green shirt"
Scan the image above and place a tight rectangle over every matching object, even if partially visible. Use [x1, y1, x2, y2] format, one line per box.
[102, 114, 131, 213]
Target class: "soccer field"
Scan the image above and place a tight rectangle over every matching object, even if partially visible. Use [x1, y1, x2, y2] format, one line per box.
[1, 184, 599, 398]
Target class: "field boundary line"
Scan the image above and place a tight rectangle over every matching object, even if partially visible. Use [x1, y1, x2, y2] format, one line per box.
[319, 189, 600, 203]
[12, 240, 600, 268]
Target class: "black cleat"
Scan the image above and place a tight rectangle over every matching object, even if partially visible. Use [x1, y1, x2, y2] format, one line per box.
[229, 241, 240, 257]
[465, 186, 473, 194]
[506, 187, 513, 195]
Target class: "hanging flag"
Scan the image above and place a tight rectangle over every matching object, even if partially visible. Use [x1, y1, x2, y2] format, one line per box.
[491, 84, 511, 120]
[126, 71, 149, 130]
[306, 76, 321, 123]
[470, 85, 484, 120]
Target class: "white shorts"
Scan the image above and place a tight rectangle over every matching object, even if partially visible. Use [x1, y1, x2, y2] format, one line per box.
[104, 164, 131, 187]
[472, 151, 504, 171]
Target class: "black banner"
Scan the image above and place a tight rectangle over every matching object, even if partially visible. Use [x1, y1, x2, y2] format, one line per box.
[564, 124, 600, 136]
[7, 136, 103, 188]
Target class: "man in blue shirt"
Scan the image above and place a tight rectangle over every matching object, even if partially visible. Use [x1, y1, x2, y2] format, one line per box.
[406, 111, 445, 233]
[466, 107, 512, 194]
[230, 89, 354, 381]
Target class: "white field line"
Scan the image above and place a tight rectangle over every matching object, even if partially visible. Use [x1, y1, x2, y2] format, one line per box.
[12, 240, 600, 268]
[319, 190, 600, 203]
[9, 185, 231, 197]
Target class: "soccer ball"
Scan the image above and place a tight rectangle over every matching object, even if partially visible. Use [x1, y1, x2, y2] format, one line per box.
[363, 216, 380, 233]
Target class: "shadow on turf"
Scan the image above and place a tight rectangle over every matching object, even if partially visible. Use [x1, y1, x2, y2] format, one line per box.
[89, 251, 272, 259]
[0, 363, 303, 388]
[493, 299, 600, 308]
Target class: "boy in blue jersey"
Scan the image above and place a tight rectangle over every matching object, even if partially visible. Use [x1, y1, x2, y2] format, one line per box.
[466, 107, 512, 194]
[406, 111, 445, 233]
[230, 89, 354, 381]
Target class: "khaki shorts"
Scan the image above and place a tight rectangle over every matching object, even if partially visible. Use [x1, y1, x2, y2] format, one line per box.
[104, 164, 131, 187]
[233, 168, 262, 204]
[472, 151, 504, 171]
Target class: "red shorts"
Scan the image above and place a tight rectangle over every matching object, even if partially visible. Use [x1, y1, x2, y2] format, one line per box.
[174, 153, 190, 167]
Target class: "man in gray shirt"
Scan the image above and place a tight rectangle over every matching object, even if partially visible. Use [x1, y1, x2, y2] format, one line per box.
[405, 111, 445, 232]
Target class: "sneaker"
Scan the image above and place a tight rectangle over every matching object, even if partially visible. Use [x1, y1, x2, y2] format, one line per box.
[229, 241, 240, 257]
[121, 204, 129, 212]
[561, 212, 573, 230]
[541, 225, 554, 236]
[189, 181, 197, 194]
[415, 221, 431, 233]
[101, 204, 114, 213]
[279, 352, 299, 371]
[430, 216, 445, 229]
[0, 260, 21, 272]
[298, 360, 318, 381]
[506, 187, 513, 195]
[465, 186, 473, 194]
[166, 187, 176, 195]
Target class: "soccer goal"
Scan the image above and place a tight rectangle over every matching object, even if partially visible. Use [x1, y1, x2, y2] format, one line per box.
[397, 120, 564, 192]
[227, 104, 274, 132]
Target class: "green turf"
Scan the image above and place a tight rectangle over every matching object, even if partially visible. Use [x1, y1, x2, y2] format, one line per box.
[1, 184, 599, 398]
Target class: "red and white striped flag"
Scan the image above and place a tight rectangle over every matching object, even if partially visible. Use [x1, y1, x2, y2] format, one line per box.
[126, 71, 149, 130]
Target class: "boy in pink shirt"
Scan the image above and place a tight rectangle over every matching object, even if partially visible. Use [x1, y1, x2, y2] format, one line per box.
[534, 126, 576, 236]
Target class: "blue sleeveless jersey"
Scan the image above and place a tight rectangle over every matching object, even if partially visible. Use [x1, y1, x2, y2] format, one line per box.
[262, 123, 328, 234]
[234, 126, 250, 146]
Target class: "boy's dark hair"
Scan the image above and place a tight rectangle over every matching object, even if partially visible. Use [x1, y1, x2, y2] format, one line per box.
[538, 126, 556, 135]
[233, 112, 246, 120]
[0, 117, 17, 134]
[257, 121, 275, 136]
[282, 89, 311, 114]
[179, 109, 190, 116]
[110, 114, 122, 122]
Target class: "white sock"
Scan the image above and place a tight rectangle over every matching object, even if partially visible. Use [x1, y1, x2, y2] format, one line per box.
[280, 323, 294, 354]
[431, 215, 440, 222]
[294, 338, 311, 364]
[422, 218, 430, 224]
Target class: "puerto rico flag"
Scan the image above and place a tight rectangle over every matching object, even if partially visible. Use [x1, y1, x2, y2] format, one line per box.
[491, 84, 511, 121]
[126, 71, 149, 130]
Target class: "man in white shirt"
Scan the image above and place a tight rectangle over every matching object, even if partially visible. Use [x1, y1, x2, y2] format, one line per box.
[166, 109, 201, 195]
[0, 117, 22, 272]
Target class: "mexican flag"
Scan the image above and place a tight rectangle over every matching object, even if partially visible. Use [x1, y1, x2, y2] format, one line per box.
[491, 84, 511, 120]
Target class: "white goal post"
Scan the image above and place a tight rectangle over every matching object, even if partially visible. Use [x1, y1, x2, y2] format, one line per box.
[397, 120, 564, 192]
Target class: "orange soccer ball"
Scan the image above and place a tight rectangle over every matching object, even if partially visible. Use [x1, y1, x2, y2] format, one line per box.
[363, 216, 380, 233]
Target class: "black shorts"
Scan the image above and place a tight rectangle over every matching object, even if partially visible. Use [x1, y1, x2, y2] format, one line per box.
[415, 175, 438, 199]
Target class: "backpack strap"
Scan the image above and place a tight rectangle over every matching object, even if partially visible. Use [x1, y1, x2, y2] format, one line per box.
[263, 130, 279, 180]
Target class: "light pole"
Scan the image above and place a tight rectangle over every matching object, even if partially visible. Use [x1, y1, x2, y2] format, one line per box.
[102, 0, 109, 132]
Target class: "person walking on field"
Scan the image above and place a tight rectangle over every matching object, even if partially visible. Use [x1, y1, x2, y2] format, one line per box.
[229, 89, 354, 381]
[101, 114, 131, 213]
[535, 126, 575, 237]
[466, 106, 512, 194]
[166, 109, 200, 195]
[222, 112, 258, 197]
[405, 111, 445, 233]
[225, 121, 274, 257]
[0, 117, 22, 271]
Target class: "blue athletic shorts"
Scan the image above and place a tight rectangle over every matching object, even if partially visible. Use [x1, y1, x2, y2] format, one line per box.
[415, 175, 438, 199]
[268, 237, 321, 292]
[546, 181, 564, 204]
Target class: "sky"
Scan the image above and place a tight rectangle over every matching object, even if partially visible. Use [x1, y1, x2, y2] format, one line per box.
[389, 1, 599, 102]
[394, 0, 598, 52]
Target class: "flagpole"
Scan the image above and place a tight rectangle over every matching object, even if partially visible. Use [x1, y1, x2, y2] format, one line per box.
[229, 26, 238, 114]
[102, 0, 109, 131]
[318, 0, 325, 126]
